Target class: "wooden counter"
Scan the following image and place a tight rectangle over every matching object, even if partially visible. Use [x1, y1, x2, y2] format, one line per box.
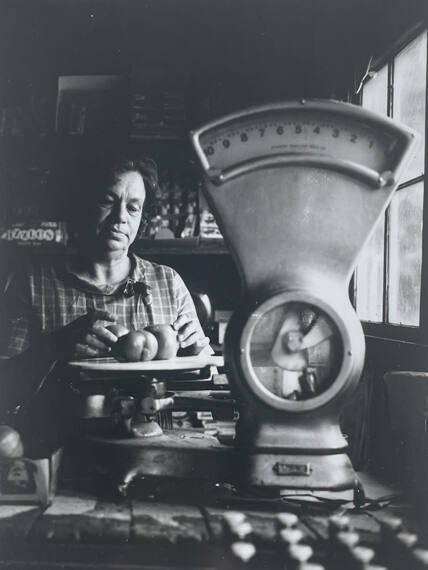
[0, 474, 425, 569]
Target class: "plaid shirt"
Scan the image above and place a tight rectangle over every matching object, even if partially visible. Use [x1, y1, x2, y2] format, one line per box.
[3, 254, 203, 357]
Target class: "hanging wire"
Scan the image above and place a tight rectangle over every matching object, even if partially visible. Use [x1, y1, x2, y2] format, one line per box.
[355, 56, 374, 95]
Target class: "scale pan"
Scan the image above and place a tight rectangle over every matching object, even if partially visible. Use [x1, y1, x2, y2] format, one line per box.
[67, 355, 224, 372]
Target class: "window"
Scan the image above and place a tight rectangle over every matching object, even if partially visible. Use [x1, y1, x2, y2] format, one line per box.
[355, 31, 426, 333]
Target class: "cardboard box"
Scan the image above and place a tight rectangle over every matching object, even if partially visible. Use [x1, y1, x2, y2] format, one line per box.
[0, 448, 62, 507]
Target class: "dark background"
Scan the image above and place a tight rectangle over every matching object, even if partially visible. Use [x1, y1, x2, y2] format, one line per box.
[0, 0, 426, 102]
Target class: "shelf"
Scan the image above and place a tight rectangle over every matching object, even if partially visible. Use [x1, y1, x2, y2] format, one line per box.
[0, 239, 229, 256]
[0, 242, 68, 256]
[133, 238, 229, 256]
[0, 134, 53, 141]
[130, 134, 184, 142]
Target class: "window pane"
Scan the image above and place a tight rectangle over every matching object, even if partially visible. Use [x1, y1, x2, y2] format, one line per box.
[356, 216, 385, 322]
[393, 32, 427, 182]
[362, 65, 388, 116]
[357, 66, 388, 324]
[388, 182, 424, 326]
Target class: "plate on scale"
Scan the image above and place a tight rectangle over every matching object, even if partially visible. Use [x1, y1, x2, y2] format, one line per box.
[67, 355, 224, 372]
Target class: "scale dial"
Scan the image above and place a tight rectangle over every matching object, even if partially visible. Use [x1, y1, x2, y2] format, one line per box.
[192, 100, 415, 186]
[248, 301, 343, 402]
[235, 291, 364, 413]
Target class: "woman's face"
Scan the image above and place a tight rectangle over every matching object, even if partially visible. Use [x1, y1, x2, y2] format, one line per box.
[87, 170, 146, 256]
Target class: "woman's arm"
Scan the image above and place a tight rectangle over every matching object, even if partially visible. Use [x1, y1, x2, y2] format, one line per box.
[172, 272, 212, 355]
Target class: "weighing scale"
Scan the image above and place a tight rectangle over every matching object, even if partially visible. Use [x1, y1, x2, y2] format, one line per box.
[69, 99, 415, 495]
[67, 355, 231, 495]
[191, 99, 415, 491]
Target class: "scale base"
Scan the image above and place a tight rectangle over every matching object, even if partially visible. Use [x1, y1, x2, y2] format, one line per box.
[234, 449, 357, 491]
[85, 430, 233, 496]
[82, 431, 356, 496]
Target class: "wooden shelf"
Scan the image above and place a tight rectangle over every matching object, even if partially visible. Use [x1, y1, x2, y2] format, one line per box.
[133, 238, 229, 256]
[0, 242, 67, 257]
[0, 239, 229, 256]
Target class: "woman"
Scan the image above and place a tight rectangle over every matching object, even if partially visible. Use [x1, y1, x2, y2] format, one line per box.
[1, 152, 209, 414]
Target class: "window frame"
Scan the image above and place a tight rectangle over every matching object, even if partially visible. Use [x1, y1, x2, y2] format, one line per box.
[353, 26, 428, 345]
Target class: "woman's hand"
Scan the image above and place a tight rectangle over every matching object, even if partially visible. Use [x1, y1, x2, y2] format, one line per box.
[53, 309, 118, 359]
[173, 314, 210, 355]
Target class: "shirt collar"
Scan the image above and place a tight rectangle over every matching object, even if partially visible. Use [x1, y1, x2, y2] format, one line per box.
[62, 252, 151, 302]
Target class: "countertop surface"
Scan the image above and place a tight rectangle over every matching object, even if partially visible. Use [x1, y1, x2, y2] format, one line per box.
[0, 472, 425, 569]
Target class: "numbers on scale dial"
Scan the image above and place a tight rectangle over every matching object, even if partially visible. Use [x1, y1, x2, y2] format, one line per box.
[202, 120, 383, 162]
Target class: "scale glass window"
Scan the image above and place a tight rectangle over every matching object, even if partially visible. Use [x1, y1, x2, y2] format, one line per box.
[356, 31, 426, 330]
[248, 302, 342, 402]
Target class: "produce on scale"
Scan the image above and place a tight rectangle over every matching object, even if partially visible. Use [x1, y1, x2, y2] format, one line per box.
[109, 324, 179, 362]
[145, 324, 179, 360]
